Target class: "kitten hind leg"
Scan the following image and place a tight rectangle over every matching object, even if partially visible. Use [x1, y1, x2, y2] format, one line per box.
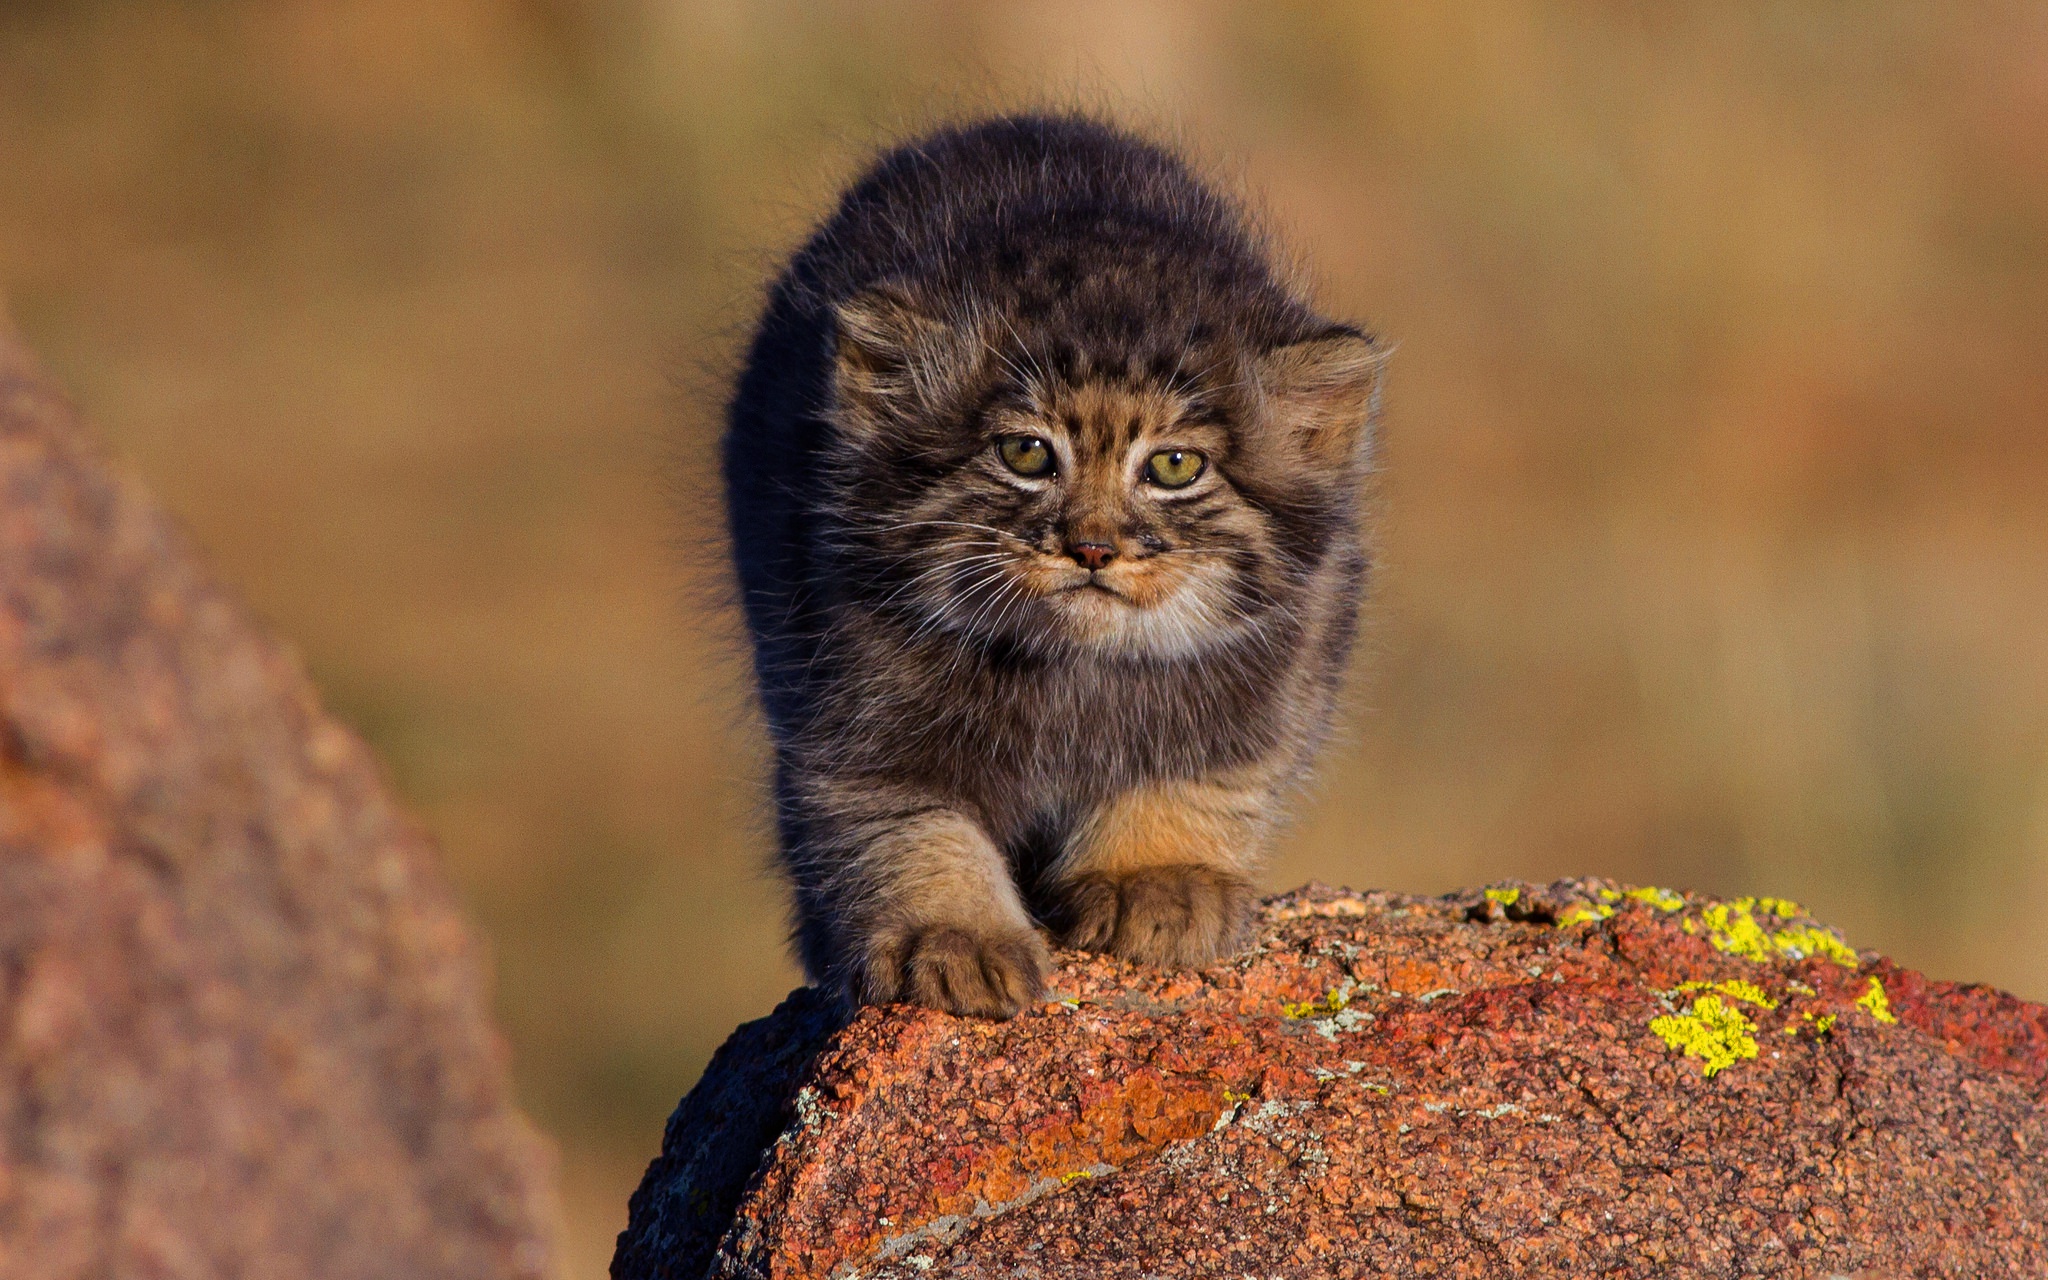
[1051, 776, 1269, 969]
[795, 782, 1049, 1018]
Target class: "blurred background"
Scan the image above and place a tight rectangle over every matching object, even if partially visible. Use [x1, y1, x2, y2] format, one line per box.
[4, 2, 2045, 1273]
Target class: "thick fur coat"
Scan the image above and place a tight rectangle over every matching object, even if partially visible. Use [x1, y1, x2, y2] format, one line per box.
[724, 115, 1381, 1016]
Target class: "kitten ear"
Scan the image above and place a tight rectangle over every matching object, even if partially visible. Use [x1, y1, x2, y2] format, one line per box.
[1253, 327, 1385, 468]
[831, 287, 976, 439]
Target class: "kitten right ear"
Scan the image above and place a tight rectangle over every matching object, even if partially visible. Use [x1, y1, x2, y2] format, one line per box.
[1253, 326, 1386, 468]
[831, 288, 973, 439]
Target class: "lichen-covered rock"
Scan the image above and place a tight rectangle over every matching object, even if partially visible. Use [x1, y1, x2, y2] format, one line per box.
[0, 319, 561, 1278]
[616, 881, 2048, 1279]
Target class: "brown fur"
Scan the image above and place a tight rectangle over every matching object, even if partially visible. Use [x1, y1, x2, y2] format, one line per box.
[723, 116, 1381, 1015]
[1052, 773, 1273, 965]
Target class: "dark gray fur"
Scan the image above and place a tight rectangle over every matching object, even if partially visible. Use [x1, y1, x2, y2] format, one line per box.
[723, 114, 1380, 1015]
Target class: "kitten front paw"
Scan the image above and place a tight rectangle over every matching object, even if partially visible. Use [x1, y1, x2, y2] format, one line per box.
[857, 924, 1050, 1019]
[1059, 865, 1255, 968]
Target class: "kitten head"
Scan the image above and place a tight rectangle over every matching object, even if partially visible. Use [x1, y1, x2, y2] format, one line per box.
[822, 285, 1381, 660]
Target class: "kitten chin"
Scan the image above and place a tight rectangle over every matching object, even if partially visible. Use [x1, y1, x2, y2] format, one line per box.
[1034, 563, 1254, 660]
[722, 114, 1382, 1017]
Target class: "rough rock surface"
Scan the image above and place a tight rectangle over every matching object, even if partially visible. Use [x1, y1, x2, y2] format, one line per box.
[0, 319, 560, 1278]
[617, 881, 2048, 1279]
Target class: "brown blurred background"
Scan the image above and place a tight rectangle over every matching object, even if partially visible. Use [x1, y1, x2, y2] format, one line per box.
[4, 2, 2045, 1274]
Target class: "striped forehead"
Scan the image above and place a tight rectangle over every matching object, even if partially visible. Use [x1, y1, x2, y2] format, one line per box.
[1042, 380, 1182, 456]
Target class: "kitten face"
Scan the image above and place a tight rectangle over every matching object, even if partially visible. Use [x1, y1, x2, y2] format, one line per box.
[825, 285, 1378, 661]
[929, 375, 1279, 658]
[831, 343, 1336, 660]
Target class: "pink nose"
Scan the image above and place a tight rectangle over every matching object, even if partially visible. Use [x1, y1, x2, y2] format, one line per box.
[1068, 541, 1117, 571]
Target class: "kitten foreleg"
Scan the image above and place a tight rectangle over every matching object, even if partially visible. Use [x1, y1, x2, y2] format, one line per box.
[795, 781, 1049, 1018]
[1051, 776, 1268, 968]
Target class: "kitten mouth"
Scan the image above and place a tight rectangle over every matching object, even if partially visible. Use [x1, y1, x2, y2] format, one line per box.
[1063, 576, 1125, 600]
[1040, 560, 1138, 604]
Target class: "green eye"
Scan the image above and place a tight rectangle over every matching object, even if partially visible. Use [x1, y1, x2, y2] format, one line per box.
[998, 436, 1054, 477]
[1145, 448, 1206, 488]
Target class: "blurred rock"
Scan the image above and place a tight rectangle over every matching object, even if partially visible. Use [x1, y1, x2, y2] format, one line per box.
[0, 319, 560, 1278]
[617, 881, 2047, 1279]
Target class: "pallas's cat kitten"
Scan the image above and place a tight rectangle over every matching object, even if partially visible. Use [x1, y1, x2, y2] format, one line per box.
[725, 115, 1380, 1018]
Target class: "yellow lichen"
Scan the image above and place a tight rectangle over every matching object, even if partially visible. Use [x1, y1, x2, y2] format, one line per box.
[1649, 995, 1760, 1078]
[1755, 896, 1804, 918]
[1857, 976, 1897, 1024]
[1784, 1010, 1837, 1037]
[1698, 899, 1858, 968]
[1626, 886, 1686, 912]
[1699, 901, 1772, 960]
[1282, 990, 1349, 1019]
[1484, 887, 1520, 906]
[1557, 903, 1616, 928]
[1674, 978, 1778, 1009]
[1770, 926, 1860, 967]
[1598, 888, 1621, 902]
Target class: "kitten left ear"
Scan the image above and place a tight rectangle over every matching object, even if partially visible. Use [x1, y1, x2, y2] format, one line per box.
[831, 287, 977, 440]
[1253, 327, 1385, 467]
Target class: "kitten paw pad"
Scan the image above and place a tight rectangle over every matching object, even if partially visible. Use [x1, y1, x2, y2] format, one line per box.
[1059, 865, 1255, 968]
[860, 925, 1050, 1019]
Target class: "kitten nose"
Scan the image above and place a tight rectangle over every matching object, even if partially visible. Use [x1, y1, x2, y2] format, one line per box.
[1067, 541, 1117, 571]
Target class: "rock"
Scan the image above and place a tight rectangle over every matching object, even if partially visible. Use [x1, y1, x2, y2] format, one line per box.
[0, 319, 560, 1278]
[615, 881, 2048, 1279]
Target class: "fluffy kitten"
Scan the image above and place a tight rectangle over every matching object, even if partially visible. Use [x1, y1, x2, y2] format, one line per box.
[724, 115, 1381, 1017]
